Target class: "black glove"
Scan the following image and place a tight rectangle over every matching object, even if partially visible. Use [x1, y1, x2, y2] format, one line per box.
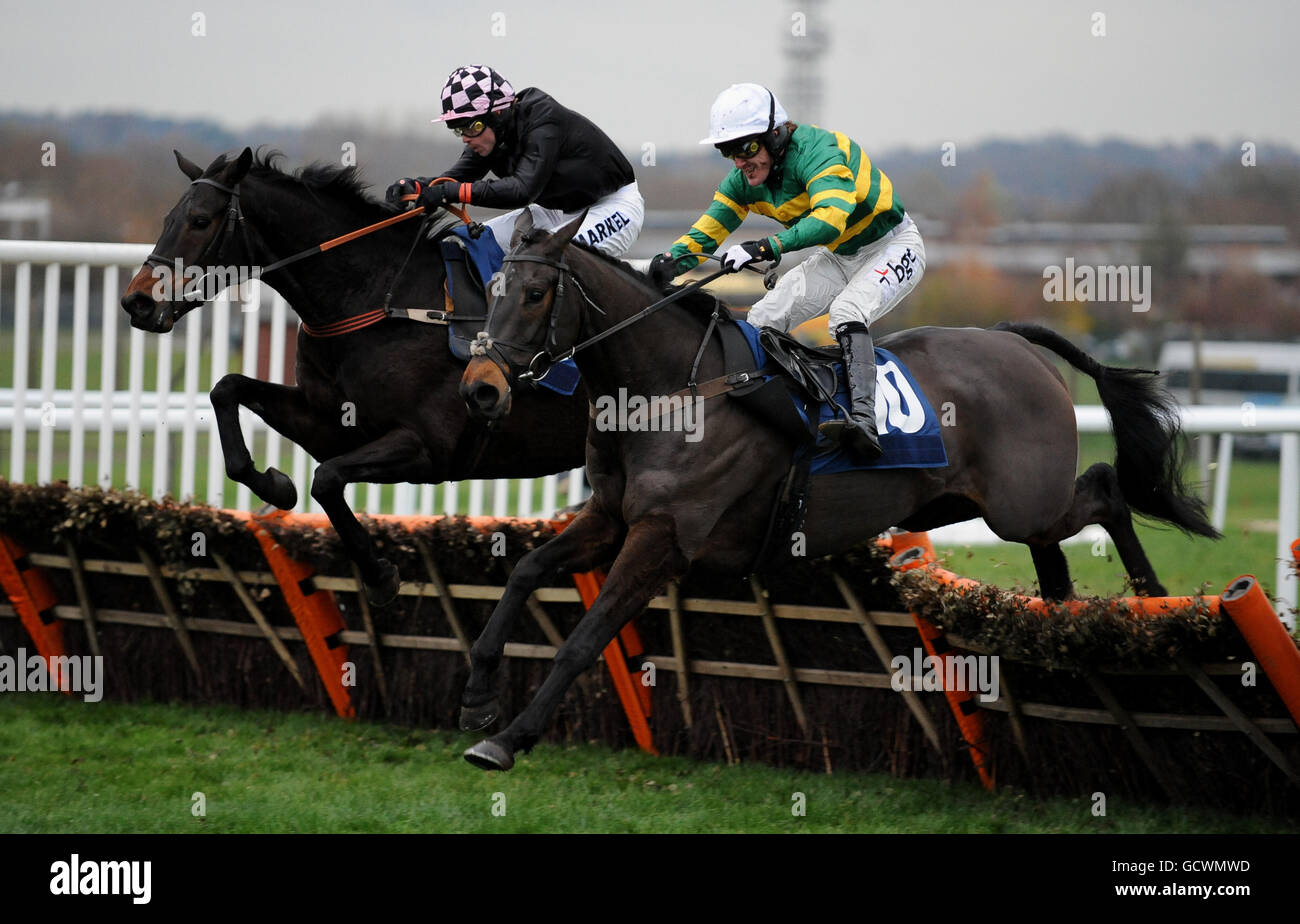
[385, 177, 429, 208]
[741, 238, 776, 262]
[648, 252, 682, 287]
[417, 181, 458, 212]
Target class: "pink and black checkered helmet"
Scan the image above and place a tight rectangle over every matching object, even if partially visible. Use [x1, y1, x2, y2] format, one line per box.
[434, 65, 516, 122]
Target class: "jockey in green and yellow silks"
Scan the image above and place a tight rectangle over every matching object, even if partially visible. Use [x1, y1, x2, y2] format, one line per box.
[651, 84, 926, 462]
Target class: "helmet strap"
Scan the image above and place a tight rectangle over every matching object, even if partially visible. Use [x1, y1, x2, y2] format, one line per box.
[762, 90, 792, 160]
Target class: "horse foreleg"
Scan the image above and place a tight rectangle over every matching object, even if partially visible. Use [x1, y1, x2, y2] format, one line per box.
[1028, 543, 1073, 601]
[308, 428, 432, 606]
[464, 515, 686, 771]
[1032, 462, 1167, 598]
[460, 505, 625, 731]
[210, 374, 350, 509]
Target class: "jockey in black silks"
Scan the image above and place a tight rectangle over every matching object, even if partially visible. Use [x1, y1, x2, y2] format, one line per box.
[388, 64, 644, 257]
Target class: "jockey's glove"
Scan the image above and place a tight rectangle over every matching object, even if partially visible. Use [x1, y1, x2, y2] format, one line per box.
[417, 181, 458, 212]
[721, 238, 775, 272]
[648, 252, 682, 287]
[385, 177, 431, 208]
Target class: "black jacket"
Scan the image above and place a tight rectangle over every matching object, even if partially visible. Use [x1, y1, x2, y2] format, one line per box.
[434, 88, 635, 212]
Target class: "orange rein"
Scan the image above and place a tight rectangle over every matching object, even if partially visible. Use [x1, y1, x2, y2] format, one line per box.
[299, 178, 472, 339]
[317, 176, 471, 253]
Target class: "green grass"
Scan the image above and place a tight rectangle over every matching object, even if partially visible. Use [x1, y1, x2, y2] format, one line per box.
[0, 696, 1289, 833]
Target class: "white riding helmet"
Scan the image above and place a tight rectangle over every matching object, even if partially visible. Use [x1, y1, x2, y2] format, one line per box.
[699, 83, 789, 146]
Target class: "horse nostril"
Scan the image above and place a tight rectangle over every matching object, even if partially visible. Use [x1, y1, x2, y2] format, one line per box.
[472, 382, 500, 411]
[121, 291, 155, 318]
[462, 380, 501, 414]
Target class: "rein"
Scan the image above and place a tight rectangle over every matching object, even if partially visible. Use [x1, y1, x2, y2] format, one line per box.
[477, 253, 732, 386]
[147, 174, 476, 338]
[476, 249, 771, 389]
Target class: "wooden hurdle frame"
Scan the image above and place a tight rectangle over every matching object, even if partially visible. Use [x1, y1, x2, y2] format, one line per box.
[2, 515, 1298, 794]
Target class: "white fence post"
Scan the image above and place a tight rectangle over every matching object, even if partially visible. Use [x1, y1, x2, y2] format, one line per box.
[9, 262, 31, 483]
[38, 263, 59, 484]
[97, 265, 119, 489]
[1277, 434, 1299, 627]
[69, 264, 89, 487]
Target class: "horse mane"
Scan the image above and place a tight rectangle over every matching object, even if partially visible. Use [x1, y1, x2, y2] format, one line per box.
[523, 233, 722, 319]
[212, 147, 383, 209]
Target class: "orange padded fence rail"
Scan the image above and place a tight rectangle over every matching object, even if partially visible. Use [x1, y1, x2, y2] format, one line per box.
[555, 519, 657, 756]
[886, 532, 1300, 740]
[1219, 575, 1300, 729]
[0, 533, 69, 693]
[881, 532, 994, 789]
[239, 511, 355, 719]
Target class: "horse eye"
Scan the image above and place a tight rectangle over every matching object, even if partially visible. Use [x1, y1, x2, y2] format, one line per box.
[526, 288, 545, 303]
[191, 216, 211, 230]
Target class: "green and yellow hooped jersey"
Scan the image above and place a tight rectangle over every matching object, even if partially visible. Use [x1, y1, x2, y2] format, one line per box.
[669, 123, 906, 268]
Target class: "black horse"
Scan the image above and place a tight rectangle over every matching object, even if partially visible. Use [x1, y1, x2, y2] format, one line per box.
[452, 208, 1219, 770]
[121, 148, 590, 603]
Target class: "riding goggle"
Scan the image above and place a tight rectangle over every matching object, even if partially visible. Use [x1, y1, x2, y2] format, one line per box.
[717, 137, 763, 160]
[450, 119, 489, 138]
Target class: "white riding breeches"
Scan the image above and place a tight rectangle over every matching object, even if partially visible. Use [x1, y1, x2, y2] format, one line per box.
[485, 181, 645, 258]
[744, 214, 926, 333]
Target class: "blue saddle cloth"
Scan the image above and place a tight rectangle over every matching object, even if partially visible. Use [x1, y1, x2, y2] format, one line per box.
[733, 322, 948, 473]
[444, 226, 581, 397]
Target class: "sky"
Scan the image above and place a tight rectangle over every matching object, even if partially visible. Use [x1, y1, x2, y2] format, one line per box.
[0, 0, 1295, 152]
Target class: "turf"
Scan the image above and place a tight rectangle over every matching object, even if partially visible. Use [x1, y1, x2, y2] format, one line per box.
[0, 696, 1290, 833]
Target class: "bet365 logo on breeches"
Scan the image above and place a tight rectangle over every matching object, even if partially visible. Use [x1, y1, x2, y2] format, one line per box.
[877, 247, 919, 286]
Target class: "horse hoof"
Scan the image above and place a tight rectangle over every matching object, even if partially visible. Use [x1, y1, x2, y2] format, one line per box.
[459, 700, 499, 731]
[262, 467, 298, 510]
[365, 559, 401, 607]
[464, 739, 514, 771]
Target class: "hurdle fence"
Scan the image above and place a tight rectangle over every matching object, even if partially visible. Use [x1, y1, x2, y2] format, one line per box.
[2, 239, 1298, 617]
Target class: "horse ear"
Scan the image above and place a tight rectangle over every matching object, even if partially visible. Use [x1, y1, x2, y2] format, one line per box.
[510, 206, 536, 249]
[175, 150, 203, 181]
[543, 208, 589, 254]
[225, 146, 254, 184]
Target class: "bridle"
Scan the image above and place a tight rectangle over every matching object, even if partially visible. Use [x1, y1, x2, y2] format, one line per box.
[140, 173, 466, 330]
[470, 251, 608, 385]
[144, 177, 259, 299]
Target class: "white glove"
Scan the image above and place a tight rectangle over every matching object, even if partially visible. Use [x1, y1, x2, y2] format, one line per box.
[721, 243, 758, 272]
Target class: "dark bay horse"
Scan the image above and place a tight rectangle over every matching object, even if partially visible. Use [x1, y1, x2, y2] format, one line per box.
[453, 208, 1219, 770]
[121, 148, 590, 603]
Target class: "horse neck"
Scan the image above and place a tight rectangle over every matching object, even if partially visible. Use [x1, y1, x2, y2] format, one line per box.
[239, 178, 441, 327]
[568, 251, 716, 397]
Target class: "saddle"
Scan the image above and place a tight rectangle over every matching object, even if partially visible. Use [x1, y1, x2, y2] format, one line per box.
[755, 328, 842, 409]
[440, 233, 493, 362]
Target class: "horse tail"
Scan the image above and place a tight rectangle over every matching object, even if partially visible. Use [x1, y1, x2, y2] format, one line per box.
[992, 321, 1220, 539]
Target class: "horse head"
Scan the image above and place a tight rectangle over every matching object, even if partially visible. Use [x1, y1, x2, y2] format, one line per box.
[121, 147, 256, 333]
[460, 206, 589, 420]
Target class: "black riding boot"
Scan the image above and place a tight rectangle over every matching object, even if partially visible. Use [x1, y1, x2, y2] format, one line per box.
[817, 322, 883, 462]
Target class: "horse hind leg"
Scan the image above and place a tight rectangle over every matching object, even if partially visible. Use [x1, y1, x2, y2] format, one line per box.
[1035, 462, 1167, 598]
